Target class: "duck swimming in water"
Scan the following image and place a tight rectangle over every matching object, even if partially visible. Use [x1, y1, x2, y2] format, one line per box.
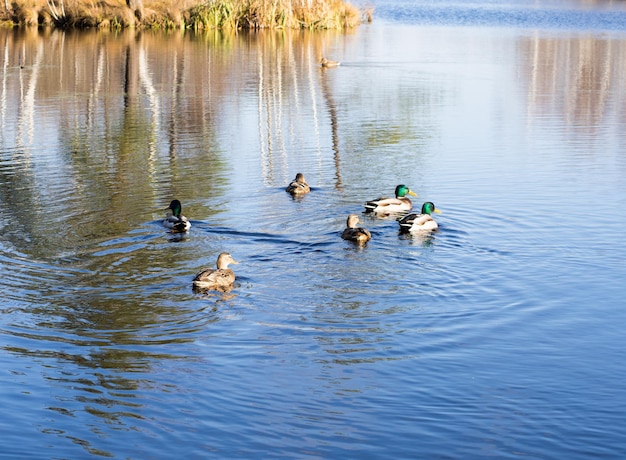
[163, 199, 191, 233]
[285, 173, 311, 195]
[364, 184, 417, 216]
[341, 214, 372, 244]
[320, 57, 340, 68]
[193, 252, 239, 292]
[398, 202, 441, 233]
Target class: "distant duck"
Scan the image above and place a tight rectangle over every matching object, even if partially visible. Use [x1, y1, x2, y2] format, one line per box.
[163, 199, 191, 233]
[193, 252, 239, 292]
[285, 172, 311, 195]
[399, 202, 441, 233]
[320, 57, 340, 68]
[364, 184, 417, 216]
[341, 214, 372, 244]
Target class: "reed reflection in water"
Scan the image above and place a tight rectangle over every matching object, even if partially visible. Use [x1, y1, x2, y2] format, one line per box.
[1, 14, 626, 459]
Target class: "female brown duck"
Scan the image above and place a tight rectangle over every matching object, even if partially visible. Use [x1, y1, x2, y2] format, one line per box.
[193, 253, 239, 292]
[286, 173, 311, 195]
[341, 214, 372, 244]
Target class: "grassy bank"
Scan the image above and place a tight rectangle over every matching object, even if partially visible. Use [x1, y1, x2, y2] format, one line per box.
[1, 0, 371, 30]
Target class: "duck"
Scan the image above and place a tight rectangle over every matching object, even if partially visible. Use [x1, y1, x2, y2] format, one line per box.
[364, 184, 417, 216]
[192, 252, 239, 292]
[320, 57, 340, 68]
[285, 172, 311, 195]
[398, 202, 441, 233]
[163, 199, 191, 233]
[341, 214, 372, 244]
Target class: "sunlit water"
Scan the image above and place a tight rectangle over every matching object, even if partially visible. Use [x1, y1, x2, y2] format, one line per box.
[1, 0, 626, 458]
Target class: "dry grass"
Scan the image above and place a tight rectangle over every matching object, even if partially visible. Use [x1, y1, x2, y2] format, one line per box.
[1, 0, 370, 30]
[188, 0, 361, 30]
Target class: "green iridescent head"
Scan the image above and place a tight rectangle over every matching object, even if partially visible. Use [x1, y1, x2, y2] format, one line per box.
[421, 202, 441, 215]
[395, 184, 417, 198]
[168, 199, 183, 218]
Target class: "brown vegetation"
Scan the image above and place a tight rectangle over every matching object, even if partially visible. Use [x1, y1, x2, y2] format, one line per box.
[0, 0, 371, 30]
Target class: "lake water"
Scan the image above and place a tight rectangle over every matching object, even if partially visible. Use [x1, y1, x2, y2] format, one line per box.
[1, 0, 626, 458]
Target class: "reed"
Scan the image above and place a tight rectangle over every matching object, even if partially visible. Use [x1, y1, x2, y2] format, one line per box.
[1, 0, 368, 30]
[8, 0, 136, 28]
[189, 0, 361, 30]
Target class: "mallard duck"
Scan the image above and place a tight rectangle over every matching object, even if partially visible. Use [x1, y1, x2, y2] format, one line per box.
[163, 199, 191, 233]
[193, 252, 239, 292]
[364, 184, 417, 215]
[285, 173, 311, 195]
[341, 214, 372, 244]
[399, 202, 441, 233]
[320, 57, 340, 68]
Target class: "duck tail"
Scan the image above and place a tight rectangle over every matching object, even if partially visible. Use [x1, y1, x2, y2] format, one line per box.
[363, 201, 377, 213]
[398, 213, 416, 231]
[170, 221, 189, 233]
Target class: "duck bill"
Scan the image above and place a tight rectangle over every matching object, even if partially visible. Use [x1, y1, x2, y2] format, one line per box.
[434, 209, 442, 214]
[408, 190, 417, 196]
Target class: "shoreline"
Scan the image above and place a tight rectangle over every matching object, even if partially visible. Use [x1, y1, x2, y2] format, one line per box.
[0, 0, 373, 31]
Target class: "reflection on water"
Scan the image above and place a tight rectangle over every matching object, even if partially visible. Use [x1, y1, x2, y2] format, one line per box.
[521, 34, 626, 132]
[1, 5, 626, 458]
[0, 27, 359, 259]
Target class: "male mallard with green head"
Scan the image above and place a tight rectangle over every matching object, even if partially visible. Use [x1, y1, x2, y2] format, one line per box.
[286, 173, 311, 195]
[398, 202, 441, 233]
[364, 184, 417, 216]
[163, 199, 191, 233]
[341, 214, 372, 244]
[193, 252, 239, 292]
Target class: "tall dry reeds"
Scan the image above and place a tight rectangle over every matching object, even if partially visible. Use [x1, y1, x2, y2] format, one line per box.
[1, 0, 368, 30]
[188, 0, 361, 30]
[6, 0, 136, 28]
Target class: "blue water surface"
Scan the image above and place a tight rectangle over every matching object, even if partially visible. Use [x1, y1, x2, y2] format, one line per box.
[374, 0, 626, 31]
[1, 1, 626, 458]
